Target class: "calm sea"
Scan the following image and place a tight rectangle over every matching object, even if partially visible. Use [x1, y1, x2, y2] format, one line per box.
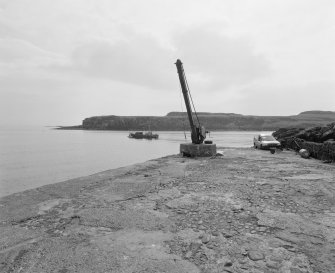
[0, 127, 270, 197]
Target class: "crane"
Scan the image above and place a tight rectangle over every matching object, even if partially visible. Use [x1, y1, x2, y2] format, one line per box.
[175, 59, 206, 144]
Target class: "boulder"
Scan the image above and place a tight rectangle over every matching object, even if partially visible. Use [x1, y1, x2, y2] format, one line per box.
[299, 149, 310, 159]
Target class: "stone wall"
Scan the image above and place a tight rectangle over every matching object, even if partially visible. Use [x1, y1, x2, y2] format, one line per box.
[274, 122, 335, 162]
[281, 138, 335, 162]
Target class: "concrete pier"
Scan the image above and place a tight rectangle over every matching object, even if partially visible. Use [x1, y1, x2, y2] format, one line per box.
[1, 148, 335, 272]
[180, 143, 217, 157]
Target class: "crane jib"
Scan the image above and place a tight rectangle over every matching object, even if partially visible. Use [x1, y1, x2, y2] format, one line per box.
[175, 59, 205, 144]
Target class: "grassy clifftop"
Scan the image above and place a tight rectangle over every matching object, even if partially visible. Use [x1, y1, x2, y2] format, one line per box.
[79, 110, 335, 131]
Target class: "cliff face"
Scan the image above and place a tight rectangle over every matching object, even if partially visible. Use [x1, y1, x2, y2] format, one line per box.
[81, 111, 335, 131]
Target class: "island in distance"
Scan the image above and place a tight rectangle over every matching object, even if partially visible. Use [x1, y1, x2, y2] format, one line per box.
[57, 110, 335, 131]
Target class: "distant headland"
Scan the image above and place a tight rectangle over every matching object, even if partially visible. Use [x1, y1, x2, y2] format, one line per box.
[57, 110, 335, 131]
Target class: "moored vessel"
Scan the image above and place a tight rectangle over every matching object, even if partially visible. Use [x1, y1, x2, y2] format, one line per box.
[128, 131, 159, 139]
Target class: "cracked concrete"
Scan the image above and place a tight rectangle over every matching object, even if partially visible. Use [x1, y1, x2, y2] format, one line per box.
[0, 148, 334, 272]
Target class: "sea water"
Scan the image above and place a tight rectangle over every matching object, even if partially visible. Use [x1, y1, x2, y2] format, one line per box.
[0, 127, 270, 197]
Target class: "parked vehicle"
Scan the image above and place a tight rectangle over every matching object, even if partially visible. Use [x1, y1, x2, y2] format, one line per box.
[128, 131, 159, 140]
[253, 134, 281, 149]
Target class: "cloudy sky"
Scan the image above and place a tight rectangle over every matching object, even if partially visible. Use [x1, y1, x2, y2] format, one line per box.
[0, 0, 334, 126]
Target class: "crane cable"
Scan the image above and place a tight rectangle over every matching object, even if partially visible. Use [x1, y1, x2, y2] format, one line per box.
[182, 68, 201, 128]
[178, 82, 187, 140]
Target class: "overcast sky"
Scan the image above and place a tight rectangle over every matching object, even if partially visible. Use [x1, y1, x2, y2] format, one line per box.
[0, 0, 334, 126]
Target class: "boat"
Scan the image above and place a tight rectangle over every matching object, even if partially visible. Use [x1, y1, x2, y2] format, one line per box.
[128, 131, 159, 140]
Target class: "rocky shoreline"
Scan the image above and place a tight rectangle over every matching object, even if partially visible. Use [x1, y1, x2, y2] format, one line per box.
[273, 122, 335, 162]
[1, 148, 335, 272]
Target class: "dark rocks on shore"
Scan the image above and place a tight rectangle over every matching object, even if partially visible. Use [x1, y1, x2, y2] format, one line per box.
[274, 122, 335, 143]
[273, 122, 335, 162]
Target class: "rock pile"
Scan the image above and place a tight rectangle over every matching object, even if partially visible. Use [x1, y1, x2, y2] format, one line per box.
[273, 122, 335, 162]
[274, 122, 335, 143]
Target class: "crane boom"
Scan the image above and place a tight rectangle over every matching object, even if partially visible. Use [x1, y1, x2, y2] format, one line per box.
[175, 59, 205, 144]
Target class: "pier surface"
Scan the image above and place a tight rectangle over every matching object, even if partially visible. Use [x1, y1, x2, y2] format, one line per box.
[1, 148, 335, 272]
